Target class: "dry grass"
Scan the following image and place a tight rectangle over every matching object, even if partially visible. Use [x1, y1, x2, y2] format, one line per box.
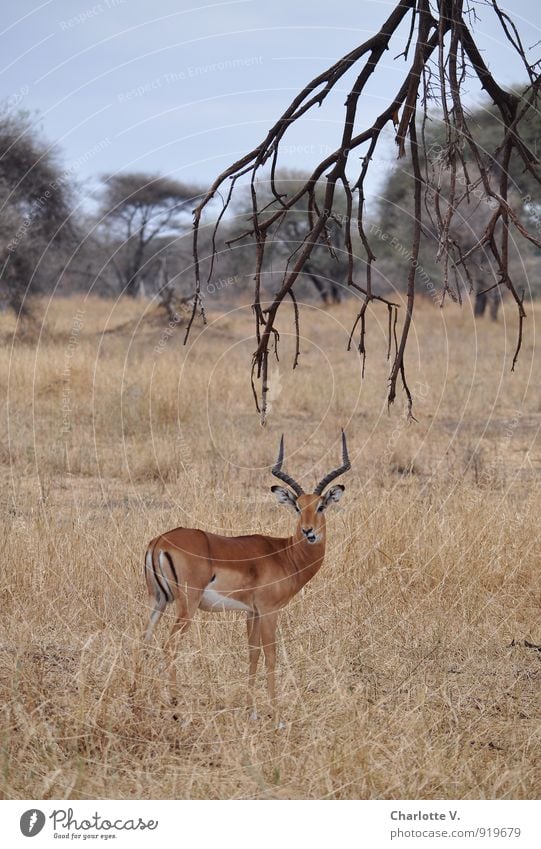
[1, 293, 541, 799]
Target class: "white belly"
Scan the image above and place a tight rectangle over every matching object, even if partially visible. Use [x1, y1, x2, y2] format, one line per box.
[199, 587, 252, 613]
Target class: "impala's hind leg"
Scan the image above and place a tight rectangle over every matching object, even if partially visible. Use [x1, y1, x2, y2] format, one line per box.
[144, 596, 167, 643]
[149, 548, 208, 708]
[165, 586, 203, 702]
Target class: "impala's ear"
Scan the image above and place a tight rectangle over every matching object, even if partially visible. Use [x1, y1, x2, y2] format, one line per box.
[271, 485, 298, 511]
[320, 484, 345, 510]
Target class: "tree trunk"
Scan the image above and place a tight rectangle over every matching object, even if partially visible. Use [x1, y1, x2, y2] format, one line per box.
[489, 289, 501, 321]
[474, 284, 487, 317]
[124, 276, 140, 297]
[474, 280, 500, 320]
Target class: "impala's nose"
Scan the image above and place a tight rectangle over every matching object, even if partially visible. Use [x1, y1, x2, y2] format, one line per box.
[302, 527, 317, 543]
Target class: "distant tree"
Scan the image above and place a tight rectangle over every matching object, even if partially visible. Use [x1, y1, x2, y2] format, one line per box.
[97, 173, 200, 297]
[0, 110, 74, 315]
[375, 89, 541, 319]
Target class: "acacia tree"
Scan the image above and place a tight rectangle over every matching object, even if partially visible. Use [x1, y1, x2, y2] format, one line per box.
[0, 110, 74, 315]
[98, 173, 200, 297]
[187, 0, 541, 423]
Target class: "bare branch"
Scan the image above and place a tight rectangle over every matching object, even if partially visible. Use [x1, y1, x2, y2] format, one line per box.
[186, 0, 541, 420]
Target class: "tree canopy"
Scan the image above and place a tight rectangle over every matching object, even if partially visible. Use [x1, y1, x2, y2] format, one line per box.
[98, 172, 200, 297]
[0, 110, 74, 314]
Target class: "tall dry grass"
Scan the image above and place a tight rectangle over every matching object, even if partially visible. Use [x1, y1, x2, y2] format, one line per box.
[1, 293, 540, 799]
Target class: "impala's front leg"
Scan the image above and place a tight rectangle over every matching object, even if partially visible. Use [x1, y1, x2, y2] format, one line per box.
[246, 613, 261, 719]
[260, 611, 279, 719]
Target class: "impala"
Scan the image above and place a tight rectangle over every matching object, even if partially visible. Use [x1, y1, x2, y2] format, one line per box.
[144, 432, 350, 717]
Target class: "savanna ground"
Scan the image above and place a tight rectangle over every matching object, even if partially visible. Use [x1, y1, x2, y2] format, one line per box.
[1, 291, 541, 800]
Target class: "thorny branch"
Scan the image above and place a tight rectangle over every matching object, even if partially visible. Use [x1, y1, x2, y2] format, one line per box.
[188, 0, 541, 423]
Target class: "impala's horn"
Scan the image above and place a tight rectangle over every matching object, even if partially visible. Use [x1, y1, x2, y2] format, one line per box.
[314, 430, 351, 495]
[272, 435, 304, 496]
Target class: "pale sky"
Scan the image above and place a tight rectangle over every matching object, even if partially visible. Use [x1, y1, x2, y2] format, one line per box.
[2, 0, 540, 204]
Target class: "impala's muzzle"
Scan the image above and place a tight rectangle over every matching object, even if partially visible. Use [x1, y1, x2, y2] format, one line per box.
[302, 527, 317, 544]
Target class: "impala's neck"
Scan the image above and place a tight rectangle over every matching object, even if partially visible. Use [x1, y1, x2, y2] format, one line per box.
[286, 517, 327, 591]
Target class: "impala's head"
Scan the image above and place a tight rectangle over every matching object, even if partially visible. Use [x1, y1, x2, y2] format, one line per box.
[271, 431, 350, 544]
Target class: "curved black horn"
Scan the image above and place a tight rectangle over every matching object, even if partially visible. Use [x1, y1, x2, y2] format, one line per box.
[271, 435, 304, 496]
[314, 430, 351, 495]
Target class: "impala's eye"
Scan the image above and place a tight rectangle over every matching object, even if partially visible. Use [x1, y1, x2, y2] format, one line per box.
[317, 504, 324, 513]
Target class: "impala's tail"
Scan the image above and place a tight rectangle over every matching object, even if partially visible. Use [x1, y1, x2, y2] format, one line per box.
[143, 543, 174, 642]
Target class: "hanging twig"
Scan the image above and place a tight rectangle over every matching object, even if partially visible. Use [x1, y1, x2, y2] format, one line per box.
[288, 289, 301, 370]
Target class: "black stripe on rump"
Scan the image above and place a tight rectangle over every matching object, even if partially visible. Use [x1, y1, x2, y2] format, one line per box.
[163, 551, 179, 588]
